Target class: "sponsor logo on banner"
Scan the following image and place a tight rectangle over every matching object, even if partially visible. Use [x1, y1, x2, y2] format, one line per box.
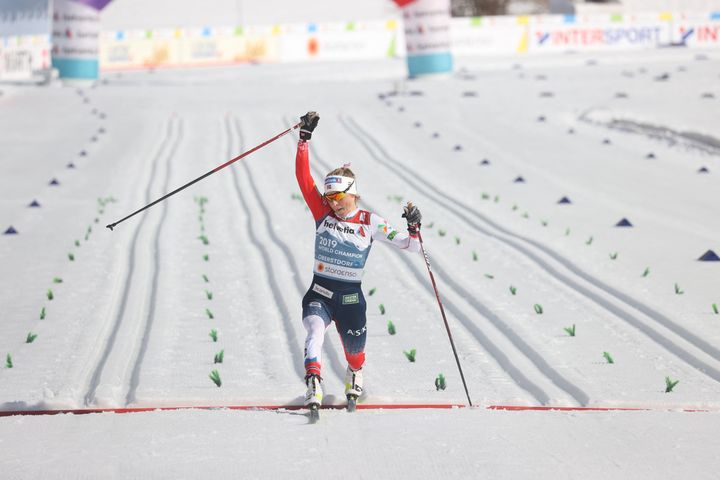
[403, 0, 452, 55]
[678, 24, 720, 45]
[52, 0, 100, 59]
[52, 0, 101, 78]
[534, 26, 663, 47]
[0, 35, 51, 81]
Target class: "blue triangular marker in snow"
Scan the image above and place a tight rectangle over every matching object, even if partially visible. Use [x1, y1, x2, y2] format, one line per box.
[537, 115, 546, 122]
[454, 145, 463, 151]
[698, 166, 709, 173]
[646, 152, 656, 159]
[4, 226, 18, 234]
[79, 150, 87, 156]
[615, 218, 633, 227]
[602, 138, 612, 145]
[514, 176, 525, 183]
[558, 196, 572, 204]
[698, 250, 720, 261]
[67, 162, 76, 169]
[28, 200, 41, 207]
[480, 159, 491, 165]
[49, 178, 60, 186]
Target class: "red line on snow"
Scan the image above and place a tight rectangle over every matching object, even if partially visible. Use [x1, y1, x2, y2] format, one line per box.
[487, 405, 713, 413]
[0, 404, 714, 417]
[0, 404, 466, 417]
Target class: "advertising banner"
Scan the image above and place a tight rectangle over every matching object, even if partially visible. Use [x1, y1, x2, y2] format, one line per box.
[100, 20, 399, 70]
[674, 12, 720, 47]
[0, 0, 52, 81]
[401, 0, 453, 76]
[280, 20, 399, 62]
[96, 12, 720, 72]
[451, 16, 528, 56]
[100, 26, 281, 70]
[0, 35, 52, 81]
[52, 0, 101, 79]
[528, 14, 672, 52]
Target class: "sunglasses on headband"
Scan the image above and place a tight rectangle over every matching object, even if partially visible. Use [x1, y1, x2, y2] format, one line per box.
[324, 180, 355, 201]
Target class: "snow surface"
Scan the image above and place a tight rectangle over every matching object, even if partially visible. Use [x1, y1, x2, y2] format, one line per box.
[1, 49, 720, 478]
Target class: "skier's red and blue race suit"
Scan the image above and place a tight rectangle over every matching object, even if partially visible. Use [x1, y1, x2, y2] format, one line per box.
[295, 139, 421, 378]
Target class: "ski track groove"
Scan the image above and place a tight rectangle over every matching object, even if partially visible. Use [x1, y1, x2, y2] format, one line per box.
[341, 114, 720, 384]
[124, 119, 183, 406]
[84, 117, 179, 406]
[339, 114, 596, 406]
[225, 116, 306, 381]
[304, 135, 554, 407]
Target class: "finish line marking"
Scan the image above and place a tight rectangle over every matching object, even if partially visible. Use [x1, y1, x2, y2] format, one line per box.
[0, 404, 714, 417]
[0, 404, 465, 417]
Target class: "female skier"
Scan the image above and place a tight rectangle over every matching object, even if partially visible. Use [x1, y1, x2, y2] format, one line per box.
[295, 111, 423, 409]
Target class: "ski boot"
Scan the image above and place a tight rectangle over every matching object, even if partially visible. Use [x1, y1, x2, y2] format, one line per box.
[304, 374, 323, 422]
[344, 366, 363, 412]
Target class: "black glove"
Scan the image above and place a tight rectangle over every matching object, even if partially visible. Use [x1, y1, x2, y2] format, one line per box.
[402, 203, 422, 234]
[300, 111, 320, 141]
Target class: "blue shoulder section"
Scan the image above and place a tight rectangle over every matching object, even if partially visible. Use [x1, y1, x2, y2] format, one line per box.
[316, 212, 331, 229]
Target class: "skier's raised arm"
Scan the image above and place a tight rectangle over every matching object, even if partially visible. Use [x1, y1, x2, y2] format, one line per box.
[295, 112, 329, 222]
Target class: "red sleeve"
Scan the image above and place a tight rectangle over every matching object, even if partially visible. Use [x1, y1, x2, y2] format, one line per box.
[295, 140, 330, 221]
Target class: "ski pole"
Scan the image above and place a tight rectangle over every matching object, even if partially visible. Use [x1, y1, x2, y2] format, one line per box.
[413, 209, 473, 407]
[106, 121, 303, 231]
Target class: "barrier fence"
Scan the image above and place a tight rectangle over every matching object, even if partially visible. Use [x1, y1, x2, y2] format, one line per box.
[1, 11, 718, 78]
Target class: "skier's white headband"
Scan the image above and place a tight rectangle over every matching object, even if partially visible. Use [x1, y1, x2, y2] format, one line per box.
[324, 175, 357, 196]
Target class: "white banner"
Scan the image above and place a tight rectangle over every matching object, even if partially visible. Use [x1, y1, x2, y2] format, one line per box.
[0, 35, 51, 81]
[401, 0, 453, 75]
[96, 12, 720, 72]
[451, 16, 528, 56]
[52, 0, 100, 78]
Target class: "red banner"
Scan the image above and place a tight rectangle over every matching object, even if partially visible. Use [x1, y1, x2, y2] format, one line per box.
[392, 0, 417, 7]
